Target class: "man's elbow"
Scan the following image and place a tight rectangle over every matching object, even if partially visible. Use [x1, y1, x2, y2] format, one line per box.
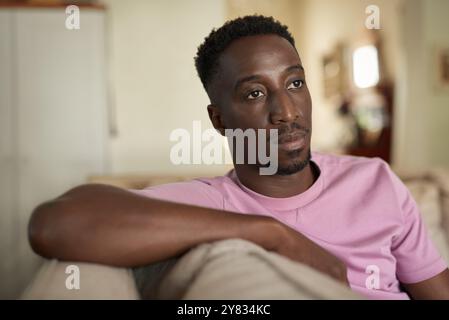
[28, 201, 54, 258]
[28, 184, 104, 259]
[28, 200, 65, 259]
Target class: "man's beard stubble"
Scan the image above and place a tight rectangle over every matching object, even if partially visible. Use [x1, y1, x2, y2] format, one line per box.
[274, 122, 311, 175]
[275, 147, 312, 176]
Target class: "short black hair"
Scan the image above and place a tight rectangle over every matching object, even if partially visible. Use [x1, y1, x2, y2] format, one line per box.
[194, 15, 296, 92]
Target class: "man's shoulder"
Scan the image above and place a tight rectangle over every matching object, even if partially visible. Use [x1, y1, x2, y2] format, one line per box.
[142, 173, 232, 194]
[313, 151, 403, 201]
[312, 151, 399, 189]
[312, 151, 389, 172]
[130, 174, 233, 210]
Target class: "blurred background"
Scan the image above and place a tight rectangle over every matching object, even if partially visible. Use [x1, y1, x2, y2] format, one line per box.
[1, 0, 449, 298]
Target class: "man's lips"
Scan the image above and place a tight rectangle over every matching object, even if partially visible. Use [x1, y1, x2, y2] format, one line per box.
[272, 131, 308, 151]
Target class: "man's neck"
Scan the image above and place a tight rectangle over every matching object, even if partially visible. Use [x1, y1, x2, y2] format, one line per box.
[234, 161, 319, 198]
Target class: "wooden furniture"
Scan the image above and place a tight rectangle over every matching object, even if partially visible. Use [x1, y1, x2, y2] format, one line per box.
[344, 32, 394, 163]
[345, 83, 394, 163]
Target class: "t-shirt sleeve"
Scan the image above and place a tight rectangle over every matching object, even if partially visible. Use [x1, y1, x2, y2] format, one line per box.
[389, 169, 448, 284]
[128, 179, 224, 211]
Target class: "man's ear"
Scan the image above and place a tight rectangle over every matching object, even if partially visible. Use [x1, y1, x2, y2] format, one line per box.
[207, 104, 226, 136]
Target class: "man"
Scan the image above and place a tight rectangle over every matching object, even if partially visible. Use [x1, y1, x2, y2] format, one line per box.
[29, 15, 449, 299]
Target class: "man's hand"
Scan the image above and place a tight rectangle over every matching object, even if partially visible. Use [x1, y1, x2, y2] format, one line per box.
[249, 218, 349, 286]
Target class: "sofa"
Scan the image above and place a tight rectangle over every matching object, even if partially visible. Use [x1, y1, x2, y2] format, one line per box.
[20, 167, 449, 299]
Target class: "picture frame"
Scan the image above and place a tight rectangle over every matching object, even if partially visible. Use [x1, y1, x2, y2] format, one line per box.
[434, 45, 449, 92]
[322, 43, 348, 99]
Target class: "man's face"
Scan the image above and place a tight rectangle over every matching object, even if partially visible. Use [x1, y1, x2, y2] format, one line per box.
[208, 34, 312, 175]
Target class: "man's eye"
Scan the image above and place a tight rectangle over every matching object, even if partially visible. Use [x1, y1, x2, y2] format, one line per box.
[288, 80, 304, 89]
[247, 90, 265, 100]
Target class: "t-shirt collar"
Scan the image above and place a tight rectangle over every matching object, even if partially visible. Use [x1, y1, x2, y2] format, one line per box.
[228, 154, 324, 211]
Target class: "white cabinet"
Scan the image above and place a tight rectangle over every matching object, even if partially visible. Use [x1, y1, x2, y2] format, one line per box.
[0, 7, 109, 298]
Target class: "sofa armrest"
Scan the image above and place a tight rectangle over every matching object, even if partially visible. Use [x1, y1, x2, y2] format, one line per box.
[20, 259, 139, 300]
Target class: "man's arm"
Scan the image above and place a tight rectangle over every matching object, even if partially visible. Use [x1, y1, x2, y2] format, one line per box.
[402, 269, 449, 300]
[28, 184, 348, 284]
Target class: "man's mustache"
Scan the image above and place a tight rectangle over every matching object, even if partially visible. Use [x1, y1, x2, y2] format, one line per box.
[276, 122, 310, 137]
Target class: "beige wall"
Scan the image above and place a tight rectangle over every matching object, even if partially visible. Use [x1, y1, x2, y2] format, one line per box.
[394, 0, 449, 169]
[227, 0, 296, 30]
[104, 0, 231, 175]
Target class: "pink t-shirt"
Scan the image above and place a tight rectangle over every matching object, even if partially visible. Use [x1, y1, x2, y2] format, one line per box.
[131, 152, 447, 299]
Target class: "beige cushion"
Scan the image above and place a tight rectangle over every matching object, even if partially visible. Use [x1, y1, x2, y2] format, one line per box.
[429, 169, 449, 245]
[404, 180, 449, 264]
[154, 239, 361, 300]
[21, 260, 139, 300]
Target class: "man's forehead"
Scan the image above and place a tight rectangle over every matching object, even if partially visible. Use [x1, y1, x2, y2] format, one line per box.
[218, 34, 301, 80]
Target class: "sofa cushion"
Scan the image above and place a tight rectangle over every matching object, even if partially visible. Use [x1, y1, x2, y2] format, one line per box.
[404, 180, 449, 264]
[154, 238, 361, 299]
[21, 260, 139, 299]
[429, 169, 449, 246]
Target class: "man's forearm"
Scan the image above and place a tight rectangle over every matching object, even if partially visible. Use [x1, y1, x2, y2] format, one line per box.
[28, 184, 277, 267]
[402, 269, 449, 299]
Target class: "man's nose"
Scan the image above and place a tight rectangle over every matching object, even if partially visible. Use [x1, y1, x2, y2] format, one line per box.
[269, 91, 299, 124]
